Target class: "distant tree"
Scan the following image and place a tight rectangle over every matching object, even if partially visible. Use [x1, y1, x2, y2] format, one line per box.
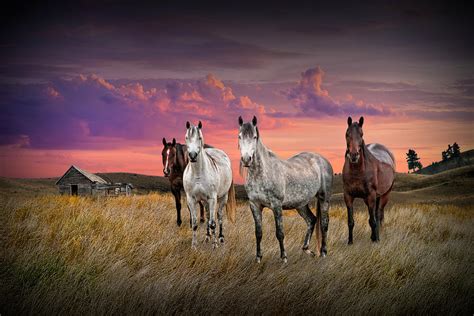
[442, 150, 449, 161]
[443, 142, 462, 160]
[406, 149, 422, 172]
[447, 144, 453, 158]
[452, 142, 461, 158]
[414, 161, 423, 171]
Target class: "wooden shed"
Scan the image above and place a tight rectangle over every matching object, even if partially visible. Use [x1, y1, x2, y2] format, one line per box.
[56, 165, 133, 196]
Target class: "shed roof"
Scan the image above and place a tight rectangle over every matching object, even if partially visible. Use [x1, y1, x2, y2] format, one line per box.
[55, 165, 109, 185]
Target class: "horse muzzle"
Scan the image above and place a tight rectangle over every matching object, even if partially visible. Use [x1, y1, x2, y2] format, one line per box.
[189, 152, 198, 162]
[241, 156, 252, 167]
[349, 152, 360, 164]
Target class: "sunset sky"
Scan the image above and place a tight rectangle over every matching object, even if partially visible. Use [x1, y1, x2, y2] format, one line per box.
[1, 1, 473, 181]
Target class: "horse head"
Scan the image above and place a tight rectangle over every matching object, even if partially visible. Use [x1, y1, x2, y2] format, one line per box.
[345, 116, 364, 164]
[162, 137, 177, 177]
[238, 115, 259, 167]
[185, 121, 203, 163]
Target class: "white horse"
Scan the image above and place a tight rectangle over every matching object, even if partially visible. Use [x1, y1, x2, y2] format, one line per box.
[238, 116, 333, 263]
[183, 121, 236, 249]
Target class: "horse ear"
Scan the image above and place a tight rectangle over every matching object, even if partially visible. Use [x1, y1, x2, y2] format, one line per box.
[252, 116, 257, 126]
[347, 116, 352, 126]
[358, 116, 364, 127]
[172, 138, 176, 146]
[162, 137, 167, 146]
[186, 121, 190, 129]
[238, 116, 243, 126]
[198, 121, 202, 129]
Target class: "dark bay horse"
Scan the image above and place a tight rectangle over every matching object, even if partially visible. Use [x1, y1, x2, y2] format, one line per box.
[342, 116, 395, 243]
[162, 137, 205, 226]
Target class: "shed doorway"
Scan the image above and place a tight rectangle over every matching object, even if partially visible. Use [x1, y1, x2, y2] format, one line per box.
[71, 184, 78, 195]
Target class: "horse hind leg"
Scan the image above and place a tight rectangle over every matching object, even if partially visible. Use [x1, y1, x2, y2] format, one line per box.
[317, 192, 330, 257]
[378, 191, 390, 229]
[205, 203, 211, 243]
[186, 196, 199, 249]
[296, 205, 317, 257]
[172, 188, 182, 227]
[272, 205, 287, 263]
[217, 193, 228, 244]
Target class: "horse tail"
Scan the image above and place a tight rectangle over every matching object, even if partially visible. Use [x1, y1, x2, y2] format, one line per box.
[226, 181, 237, 223]
[316, 199, 323, 255]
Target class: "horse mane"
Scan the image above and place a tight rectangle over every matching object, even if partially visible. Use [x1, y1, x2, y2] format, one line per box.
[175, 143, 187, 172]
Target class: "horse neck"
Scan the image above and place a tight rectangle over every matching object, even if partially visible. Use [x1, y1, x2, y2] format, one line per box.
[171, 144, 185, 176]
[188, 145, 210, 176]
[248, 139, 272, 181]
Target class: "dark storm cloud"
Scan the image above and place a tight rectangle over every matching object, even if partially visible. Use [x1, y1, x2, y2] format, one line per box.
[1, 1, 303, 82]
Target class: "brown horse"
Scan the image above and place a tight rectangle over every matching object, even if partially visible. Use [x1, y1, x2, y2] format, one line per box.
[162, 137, 205, 226]
[342, 116, 395, 243]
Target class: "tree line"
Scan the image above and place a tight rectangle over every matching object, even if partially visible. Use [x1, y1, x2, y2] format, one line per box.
[406, 142, 461, 173]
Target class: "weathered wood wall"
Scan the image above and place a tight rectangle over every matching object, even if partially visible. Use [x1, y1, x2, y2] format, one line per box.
[57, 168, 93, 185]
[58, 183, 93, 195]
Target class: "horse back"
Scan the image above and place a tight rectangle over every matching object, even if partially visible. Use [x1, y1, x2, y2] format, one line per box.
[367, 143, 395, 195]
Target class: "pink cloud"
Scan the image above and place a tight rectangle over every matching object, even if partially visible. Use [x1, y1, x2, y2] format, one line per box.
[285, 66, 392, 117]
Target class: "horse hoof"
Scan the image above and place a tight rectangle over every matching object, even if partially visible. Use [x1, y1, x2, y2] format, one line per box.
[212, 242, 218, 249]
[348, 240, 353, 245]
[304, 249, 316, 257]
[205, 235, 210, 243]
[256, 257, 262, 264]
[200, 218, 205, 223]
[282, 257, 288, 264]
[320, 251, 327, 258]
[177, 220, 182, 227]
[191, 243, 197, 250]
[219, 237, 225, 243]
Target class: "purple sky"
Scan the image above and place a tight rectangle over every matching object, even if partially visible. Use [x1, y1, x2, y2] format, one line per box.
[1, 1, 473, 178]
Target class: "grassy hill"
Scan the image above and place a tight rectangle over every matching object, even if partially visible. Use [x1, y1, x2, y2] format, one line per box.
[416, 149, 474, 175]
[1, 165, 473, 205]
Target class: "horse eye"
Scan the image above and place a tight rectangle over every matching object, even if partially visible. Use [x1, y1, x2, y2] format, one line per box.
[253, 136, 257, 139]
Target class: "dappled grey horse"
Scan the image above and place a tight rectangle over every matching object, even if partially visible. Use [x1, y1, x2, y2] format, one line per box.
[238, 116, 333, 263]
[183, 121, 236, 249]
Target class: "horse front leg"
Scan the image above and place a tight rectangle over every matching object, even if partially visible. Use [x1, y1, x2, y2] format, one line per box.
[172, 188, 182, 227]
[344, 192, 355, 244]
[208, 196, 218, 248]
[365, 193, 379, 242]
[272, 205, 287, 263]
[199, 202, 205, 223]
[186, 195, 199, 249]
[250, 201, 263, 263]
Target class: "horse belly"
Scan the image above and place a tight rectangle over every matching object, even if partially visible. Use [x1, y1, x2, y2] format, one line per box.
[377, 163, 395, 195]
[282, 180, 319, 209]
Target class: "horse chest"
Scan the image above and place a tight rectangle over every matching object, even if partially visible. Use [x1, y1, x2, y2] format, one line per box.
[343, 174, 375, 197]
[245, 180, 282, 207]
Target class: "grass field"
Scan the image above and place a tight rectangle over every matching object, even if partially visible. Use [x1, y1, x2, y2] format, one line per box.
[1, 191, 473, 314]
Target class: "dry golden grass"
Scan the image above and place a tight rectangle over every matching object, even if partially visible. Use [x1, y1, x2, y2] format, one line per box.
[1, 193, 473, 315]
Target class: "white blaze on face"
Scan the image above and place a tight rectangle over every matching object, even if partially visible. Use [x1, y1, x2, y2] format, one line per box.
[186, 128, 201, 155]
[165, 149, 170, 171]
[239, 132, 256, 162]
